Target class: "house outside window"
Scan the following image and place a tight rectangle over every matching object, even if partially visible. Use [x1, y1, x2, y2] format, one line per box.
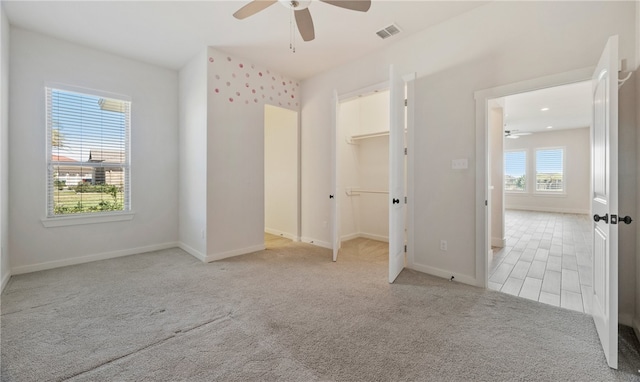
[504, 150, 527, 192]
[535, 147, 564, 192]
[46, 85, 131, 216]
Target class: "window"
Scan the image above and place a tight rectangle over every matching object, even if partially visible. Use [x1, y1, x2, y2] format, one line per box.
[504, 150, 527, 192]
[46, 86, 130, 216]
[536, 148, 564, 192]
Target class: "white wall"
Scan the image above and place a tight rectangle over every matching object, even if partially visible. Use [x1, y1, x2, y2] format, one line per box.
[504, 128, 590, 214]
[264, 104, 298, 240]
[8, 28, 179, 273]
[490, 107, 504, 247]
[0, 6, 10, 291]
[204, 47, 300, 260]
[635, 0, 640, 338]
[300, 2, 636, 296]
[178, 49, 208, 259]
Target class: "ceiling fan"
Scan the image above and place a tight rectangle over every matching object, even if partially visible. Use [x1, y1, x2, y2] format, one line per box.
[504, 130, 532, 139]
[233, 0, 372, 42]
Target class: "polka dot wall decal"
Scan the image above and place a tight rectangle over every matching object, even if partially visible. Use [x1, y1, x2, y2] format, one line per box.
[226, 82, 231, 86]
[245, 73, 250, 78]
[227, 57, 232, 61]
[282, 81, 286, 85]
[209, 57, 214, 63]
[239, 63, 244, 68]
[236, 91, 240, 96]
[245, 83, 249, 88]
[289, 80, 292, 84]
[291, 95, 294, 98]
[284, 90, 288, 93]
[251, 64, 255, 69]
[260, 86, 264, 90]
[271, 85, 275, 89]
[254, 99, 258, 103]
[245, 100, 249, 104]
[215, 88, 219, 93]
[258, 72, 263, 77]
[215, 75, 220, 80]
[229, 97, 234, 102]
[272, 76, 275, 81]
[232, 73, 236, 78]
[252, 89, 256, 94]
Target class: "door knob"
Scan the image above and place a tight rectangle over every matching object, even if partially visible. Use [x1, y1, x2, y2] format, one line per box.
[620, 216, 633, 225]
[392, 198, 400, 204]
[593, 214, 609, 223]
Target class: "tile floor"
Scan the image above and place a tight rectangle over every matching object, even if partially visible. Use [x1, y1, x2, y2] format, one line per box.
[488, 210, 593, 313]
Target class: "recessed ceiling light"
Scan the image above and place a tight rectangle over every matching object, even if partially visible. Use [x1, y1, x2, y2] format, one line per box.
[546, 126, 553, 129]
[541, 107, 550, 111]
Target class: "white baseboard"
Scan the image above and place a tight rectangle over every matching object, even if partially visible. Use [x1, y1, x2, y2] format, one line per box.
[178, 242, 207, 262]
[619, 312, 633, 327]
[359, 233, 389, 243]
[505, 205, 589, 215]
[408, 262, 477, 287]
[341, 232, 389, 243]
[633, 317, 640, 340]
[491, 237, 506, 248]
[1, 270, 11, 293]
[265, 228, 298, 241]
[11, 242, 180, 275]
[300, 237, 332, 249]
[205, 244, 265, 262]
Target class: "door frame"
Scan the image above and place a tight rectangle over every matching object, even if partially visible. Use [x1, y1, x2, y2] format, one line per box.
[473, 66, 595, 288]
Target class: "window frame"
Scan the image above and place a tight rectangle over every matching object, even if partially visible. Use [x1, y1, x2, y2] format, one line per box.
[504, 149, 528, 194]
[534, 146, 566, 195]
[42, 83, 133, 226]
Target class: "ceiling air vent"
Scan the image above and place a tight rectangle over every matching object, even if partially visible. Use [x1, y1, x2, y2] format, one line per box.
[376, 24, 401, 40]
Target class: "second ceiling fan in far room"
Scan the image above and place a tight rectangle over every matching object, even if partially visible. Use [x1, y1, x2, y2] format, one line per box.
[233, 0, 372, 42]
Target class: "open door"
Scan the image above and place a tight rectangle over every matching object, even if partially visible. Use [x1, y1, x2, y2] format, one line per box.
[590, 35, 618, 369]
[331, 90, 340, 261]
[388, 65, 405, 282]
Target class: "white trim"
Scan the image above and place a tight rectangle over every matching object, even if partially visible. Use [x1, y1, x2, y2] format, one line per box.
[301, 236, 332, 249]
[409, 262, 477, 287]
[491, 237, 506, 248]
[264, 227, 298, 242]
[45, 82, 131, 102]
[41, 211, 135, 228]
[11, 242, 179, 275]
[178, 242, 207, 262]
[338, 81, 389, 102]
[340, 232, 360, 242]
[205, 244, 265, 262]
[475, 67, 594, 290]
[505, 205, 590, 215]
[1, 270, 11, 293]
[359, 232, 389, 243]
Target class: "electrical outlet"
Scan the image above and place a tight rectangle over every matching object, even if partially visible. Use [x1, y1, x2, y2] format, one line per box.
[440, 240, 448, 251]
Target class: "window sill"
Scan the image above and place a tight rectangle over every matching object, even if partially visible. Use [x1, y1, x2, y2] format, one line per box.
[41, 211, 135, 228]
[533, 192, 567, 198]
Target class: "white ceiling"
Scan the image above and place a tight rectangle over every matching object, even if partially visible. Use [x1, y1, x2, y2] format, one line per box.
[2, 0, 488, 80]
[502, 81, 592, 136]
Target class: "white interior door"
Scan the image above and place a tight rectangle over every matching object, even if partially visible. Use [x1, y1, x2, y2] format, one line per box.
[591, 35, 618, 369]
[388, 65, 405, 282]
[331, 90, 340, 261]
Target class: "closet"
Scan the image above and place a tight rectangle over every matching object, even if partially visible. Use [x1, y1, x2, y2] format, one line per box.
[337, 90, 390, 244]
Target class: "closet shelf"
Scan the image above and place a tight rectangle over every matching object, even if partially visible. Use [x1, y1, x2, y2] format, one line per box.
[345, 188, 389, 196]
[346, 129, 407, 144]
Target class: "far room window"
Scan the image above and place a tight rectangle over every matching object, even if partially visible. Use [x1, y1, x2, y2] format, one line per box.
[504, 150, 527, 192]
[46, 86, 131, 216]
[535, 148, 564, 192]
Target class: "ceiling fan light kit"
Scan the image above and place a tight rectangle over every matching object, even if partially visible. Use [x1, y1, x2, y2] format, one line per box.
[233, 0, 372, 49]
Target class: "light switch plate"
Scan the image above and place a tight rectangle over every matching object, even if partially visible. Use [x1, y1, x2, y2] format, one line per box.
[452, 158, 468, 170]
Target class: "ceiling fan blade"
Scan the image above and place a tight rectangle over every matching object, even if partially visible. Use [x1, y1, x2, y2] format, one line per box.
[506, 135, 520, 139]
[513, 132, 532, 136]
[233, 0, 278, 20]
[319, 0, 371, 12]
[295, 8, 315, 42]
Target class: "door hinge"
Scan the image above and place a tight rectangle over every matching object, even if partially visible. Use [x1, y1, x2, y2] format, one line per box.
[485, 200, 487, 206]
[611, 214, 618, 225]
[404, 147, 407, 155]
[404, 99, 408, 107]
[404, 196, 407, 204]
[404, 244, 407, 253]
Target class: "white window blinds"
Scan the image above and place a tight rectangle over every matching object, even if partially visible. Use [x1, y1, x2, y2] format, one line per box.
[504, 150, 526, 191]
[536, 148, 564, 192]
[46, 86, 131, 216]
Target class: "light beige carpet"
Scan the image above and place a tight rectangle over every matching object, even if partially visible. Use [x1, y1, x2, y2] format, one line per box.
[2, 238, 640, 381]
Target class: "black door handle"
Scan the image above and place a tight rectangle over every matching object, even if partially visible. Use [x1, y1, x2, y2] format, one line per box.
[593, 214, 609, 223]
[392, 198, 400, 204]
[329, 195, 334, 199]
[620, 216, 633, 225]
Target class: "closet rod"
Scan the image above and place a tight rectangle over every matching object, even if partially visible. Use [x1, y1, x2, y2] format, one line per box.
[345, 188, 389, 196]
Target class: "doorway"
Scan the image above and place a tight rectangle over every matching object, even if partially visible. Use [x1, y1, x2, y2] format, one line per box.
[264, 104, 299, 249]
[336, 89, 391, 255]
[485, 81, 593, 312]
